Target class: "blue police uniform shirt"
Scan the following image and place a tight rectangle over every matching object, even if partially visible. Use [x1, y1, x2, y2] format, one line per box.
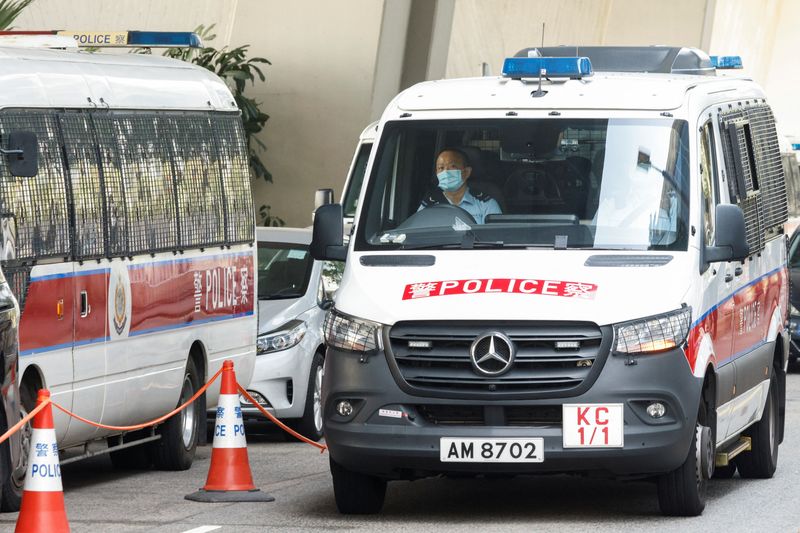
[418, 187, 502, 224]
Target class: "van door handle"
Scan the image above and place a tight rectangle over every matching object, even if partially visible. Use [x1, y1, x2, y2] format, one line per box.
[734, 266, 743, 277]
[724, 272, 733, 282]
[80, 290, 90, 318]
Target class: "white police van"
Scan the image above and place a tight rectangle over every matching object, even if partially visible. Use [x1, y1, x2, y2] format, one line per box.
[311, 46, 790, 516]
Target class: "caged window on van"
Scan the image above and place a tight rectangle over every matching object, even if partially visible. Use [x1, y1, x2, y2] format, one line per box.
[356, 119, 690, 252]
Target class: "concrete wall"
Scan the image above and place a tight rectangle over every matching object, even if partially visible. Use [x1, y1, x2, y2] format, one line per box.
[10, 0, 800, 225]
[707, 0, 800, 139]
[230, 0, 385, 226]
[445, 0, 710, 78]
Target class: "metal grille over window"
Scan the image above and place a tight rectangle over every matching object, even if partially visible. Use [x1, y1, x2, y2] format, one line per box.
[387, 321, 607, 396]
[745, 105, 787, 230]
[719, 104, 787, 254]
[0, 111, 70, 261]
[60, 113, 105, 259]
[91, 115, 129, 256]
[161, 115, 226, 248]
[112, 115, 178, 253]
[212, 116, 255, 244]
[3, 264, 31, 313]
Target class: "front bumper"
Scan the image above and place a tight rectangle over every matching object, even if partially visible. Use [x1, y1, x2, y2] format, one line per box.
[240, 337, 315, 419]
[322, 343, 702, 480]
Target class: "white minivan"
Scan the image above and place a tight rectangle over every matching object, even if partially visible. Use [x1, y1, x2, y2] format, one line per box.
[312, 46, 790, 516]
[244, 227, 330, 441]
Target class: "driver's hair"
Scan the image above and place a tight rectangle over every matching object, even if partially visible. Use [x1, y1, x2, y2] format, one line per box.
[436, 147, 470, 168]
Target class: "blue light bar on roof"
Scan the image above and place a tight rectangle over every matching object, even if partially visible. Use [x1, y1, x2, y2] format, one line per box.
[502, 56, 593, 79]
[792, 143, 800, 151]
[126, 31, 202, 48]
[710, 55, 743, 69]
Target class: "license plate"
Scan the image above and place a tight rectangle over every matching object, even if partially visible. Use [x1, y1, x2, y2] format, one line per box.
[440, 438, 544, 463]
[562, 403, 624, 448]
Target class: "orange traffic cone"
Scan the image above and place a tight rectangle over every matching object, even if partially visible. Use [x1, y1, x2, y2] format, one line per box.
[15, 389, 70, 533]
[185, 360, 274, 502]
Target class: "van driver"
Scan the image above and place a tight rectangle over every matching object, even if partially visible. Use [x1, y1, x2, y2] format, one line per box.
[418, 148, 502, 224]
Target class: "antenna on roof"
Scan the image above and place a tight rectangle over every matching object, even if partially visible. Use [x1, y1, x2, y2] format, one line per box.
[532, 22, 546, 97]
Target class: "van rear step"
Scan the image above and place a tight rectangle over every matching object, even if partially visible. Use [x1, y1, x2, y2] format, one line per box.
[715, 436, 751, 467]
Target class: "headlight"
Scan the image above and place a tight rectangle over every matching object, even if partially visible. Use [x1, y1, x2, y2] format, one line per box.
[613, 306, 691, 355]
[323, 308, 382, 353]
[257, 320, 307, 355]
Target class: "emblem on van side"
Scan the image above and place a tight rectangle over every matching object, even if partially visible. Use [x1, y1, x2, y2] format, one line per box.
[470, 332, 515, 377]
[113, 274, 127, 335]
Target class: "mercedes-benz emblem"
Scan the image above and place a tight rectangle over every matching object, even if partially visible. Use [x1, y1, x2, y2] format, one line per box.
[469, 332, 515, 376]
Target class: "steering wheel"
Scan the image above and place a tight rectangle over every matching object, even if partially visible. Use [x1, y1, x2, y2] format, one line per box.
[397, 203, 477, 230]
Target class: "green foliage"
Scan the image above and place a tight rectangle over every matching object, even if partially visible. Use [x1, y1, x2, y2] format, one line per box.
[0, 0, 33, 30]
[138, 24, 278, 225]
[259, 205, 285, 227]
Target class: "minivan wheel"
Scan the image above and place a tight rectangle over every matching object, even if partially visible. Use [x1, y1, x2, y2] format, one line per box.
[735, 371, 778, 478]
[657, 423, 708, 516]
[289, 352, 325, 442]
[330, 458, 386, 514]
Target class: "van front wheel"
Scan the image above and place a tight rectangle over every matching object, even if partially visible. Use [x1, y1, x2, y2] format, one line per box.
[657, 423, 710, 516]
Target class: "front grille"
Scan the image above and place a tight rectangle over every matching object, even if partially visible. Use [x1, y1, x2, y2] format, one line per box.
[415, 404, 562, 426]
[387, 321, 609, 398]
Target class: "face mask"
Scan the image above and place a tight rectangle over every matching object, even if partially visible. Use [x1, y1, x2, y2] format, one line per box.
[437, 169, 463, 192]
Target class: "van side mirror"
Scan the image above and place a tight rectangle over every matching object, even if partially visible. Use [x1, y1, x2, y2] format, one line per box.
[704, 204, 750, 264]
[1, 131, 38, 177]
[311, 203, 346, 261]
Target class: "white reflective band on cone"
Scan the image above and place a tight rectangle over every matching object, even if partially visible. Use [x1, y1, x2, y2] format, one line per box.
[212, 394, 247, 449]
[24, 428, 63, 492]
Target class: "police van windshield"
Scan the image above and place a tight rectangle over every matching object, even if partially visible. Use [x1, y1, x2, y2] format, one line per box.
[355, 118, 690, 251]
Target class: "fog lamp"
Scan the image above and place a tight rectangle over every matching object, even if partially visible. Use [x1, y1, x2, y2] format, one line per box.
[646, 402, 666, 418]
[336, 400, 354, 417]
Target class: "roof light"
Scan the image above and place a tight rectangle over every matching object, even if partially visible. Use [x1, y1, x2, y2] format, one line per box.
[792, 143, 800, 151]
[710, 55, 743, 69]
[0, 30, 202, 48]
[502, 56, 593, 79]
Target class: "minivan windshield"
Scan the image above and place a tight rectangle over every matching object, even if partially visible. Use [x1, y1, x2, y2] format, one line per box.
[257, 242, 313, 300]
[355, 118, 690, 251]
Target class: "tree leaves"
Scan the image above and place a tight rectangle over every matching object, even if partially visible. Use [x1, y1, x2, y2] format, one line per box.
[0, 0, 34, 31]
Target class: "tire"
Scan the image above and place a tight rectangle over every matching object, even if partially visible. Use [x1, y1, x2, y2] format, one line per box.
[1, 381, 36, 511]
[657, 423, 709, 516]
[150, 357, 201, 470]
[330, 458, 386, 514]
[287, 352, 324, 442]
[108, 430, 153, 470]
[0, 405, 28, 511]
[735, 372, 779, 478]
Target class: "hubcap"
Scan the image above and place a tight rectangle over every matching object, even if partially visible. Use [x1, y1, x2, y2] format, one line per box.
[179, 374, 196, 449]
[313, 364, 324, 433]
[768, 388, 776, 454]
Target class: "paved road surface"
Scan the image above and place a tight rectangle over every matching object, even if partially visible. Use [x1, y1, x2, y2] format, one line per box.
[1, 373, 799, 532]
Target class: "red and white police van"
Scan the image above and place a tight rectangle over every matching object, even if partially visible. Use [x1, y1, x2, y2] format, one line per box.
[0, 32, 256, 510]
[312, 46, 790, 516]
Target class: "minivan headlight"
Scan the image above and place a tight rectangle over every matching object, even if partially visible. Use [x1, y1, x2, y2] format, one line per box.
[613, 306, 692, 354]
[323, 308, 382, 353]
[257, 320, 307, 355]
